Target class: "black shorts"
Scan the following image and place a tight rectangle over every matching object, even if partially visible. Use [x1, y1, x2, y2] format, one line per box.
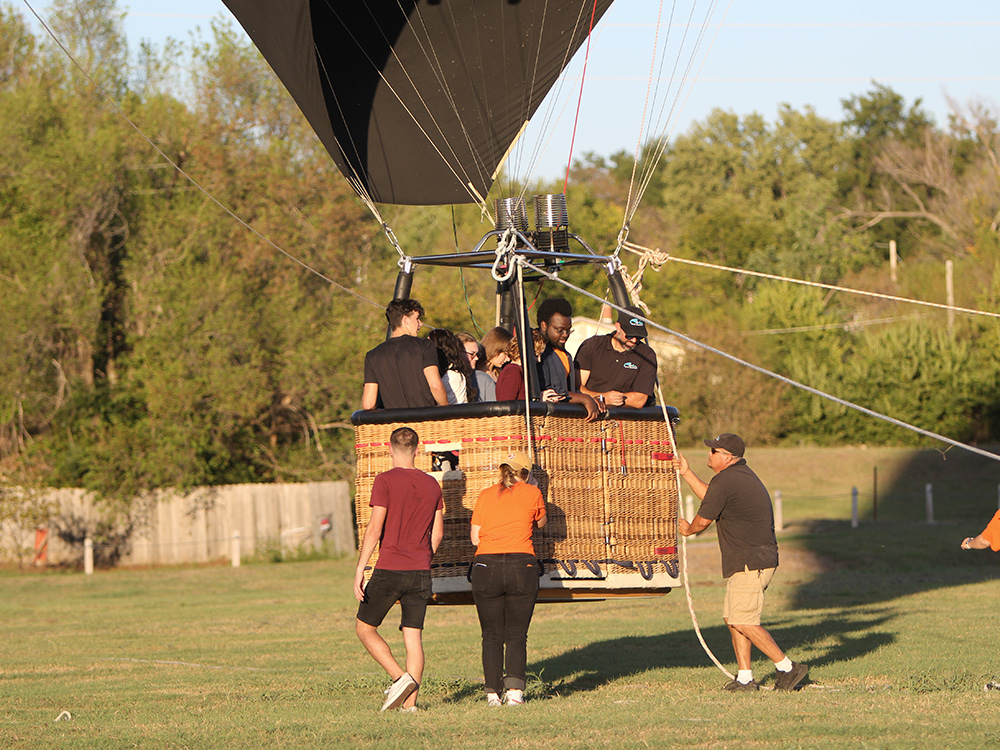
[356, 568, 432, 630]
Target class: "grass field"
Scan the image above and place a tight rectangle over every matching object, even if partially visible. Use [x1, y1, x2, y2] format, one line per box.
[4, 446, 1000, 748]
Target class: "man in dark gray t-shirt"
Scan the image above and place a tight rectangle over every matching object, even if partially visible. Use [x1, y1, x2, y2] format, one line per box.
[677, 433, 808, 693]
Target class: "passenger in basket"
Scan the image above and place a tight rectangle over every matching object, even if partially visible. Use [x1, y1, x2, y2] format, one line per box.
[361, 299, 449, 410]
[496, 329, 558, 402]
[676, 433, 808, 692]
[535, 297, 602, 421]
[477, 327, 514, 402]
[428, 328, 477, 404]
[354, 427, 445, 712]
[575, 305, 657, 408]
[456, 332, 495, 403]
[470, 450, 547, 707]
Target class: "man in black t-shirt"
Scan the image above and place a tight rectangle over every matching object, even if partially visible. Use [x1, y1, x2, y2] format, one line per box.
[362, 299, 448, 410]
[677, 433, 808, 693]
[576, 306, 656, 408]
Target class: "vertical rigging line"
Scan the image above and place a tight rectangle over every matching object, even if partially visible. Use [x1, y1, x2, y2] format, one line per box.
[563, 0, 600, 194]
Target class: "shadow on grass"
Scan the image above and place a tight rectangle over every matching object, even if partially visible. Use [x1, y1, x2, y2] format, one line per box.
[525, 609, 895, 696]
[791, 520, 1000, 611]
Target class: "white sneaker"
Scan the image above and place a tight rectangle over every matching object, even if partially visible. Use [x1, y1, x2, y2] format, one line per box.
[505, 689, 524, 706]
[486, 692, 502, 707]
[380, 673, 417, 712]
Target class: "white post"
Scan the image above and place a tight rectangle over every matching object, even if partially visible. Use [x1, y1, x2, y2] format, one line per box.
[851, 487, 859, 529]
[926, 483, 934, 524]
[84, 537, 94, 575]
[889, 240, 897, 283]
[774, 489, 784, 532]
[685, 494, 695, 523]
[231, 531, 241, 568]
[945, 260, 955, 334]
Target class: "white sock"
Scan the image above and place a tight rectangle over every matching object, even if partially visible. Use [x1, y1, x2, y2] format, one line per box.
[775, 657, 793, 672]
[737, 669, 754, 684]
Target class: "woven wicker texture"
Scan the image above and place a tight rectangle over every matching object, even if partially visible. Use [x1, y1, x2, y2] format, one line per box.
[355, 412, 678, 588]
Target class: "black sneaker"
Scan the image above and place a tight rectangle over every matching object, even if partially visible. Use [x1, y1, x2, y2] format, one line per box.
[774, 661, 808, 691]
[723, 678, 759, 692]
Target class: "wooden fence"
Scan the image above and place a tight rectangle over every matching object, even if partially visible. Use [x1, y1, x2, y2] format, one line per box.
[1, 482, 354, 568]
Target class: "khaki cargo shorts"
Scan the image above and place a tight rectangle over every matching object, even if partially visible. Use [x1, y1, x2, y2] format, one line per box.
[723, 566, 775, 625]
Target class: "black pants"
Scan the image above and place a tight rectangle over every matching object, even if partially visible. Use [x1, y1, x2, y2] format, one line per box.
[471, 553, 540, 694]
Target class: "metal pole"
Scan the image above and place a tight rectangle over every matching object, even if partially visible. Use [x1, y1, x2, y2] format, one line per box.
[685, 494, 695, 523]
[851, 487, 859, 529]
[889, 239, 897, 283]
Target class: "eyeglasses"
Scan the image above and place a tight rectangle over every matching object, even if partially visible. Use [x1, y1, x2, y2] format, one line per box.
[711, 448, 736, 458]
[464, 348, 480, 361]
[551, 326, 574, 335]
[624, 334, 639, 341]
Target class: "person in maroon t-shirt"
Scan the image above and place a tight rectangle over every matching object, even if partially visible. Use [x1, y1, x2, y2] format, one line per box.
[355, 427, 444, 712]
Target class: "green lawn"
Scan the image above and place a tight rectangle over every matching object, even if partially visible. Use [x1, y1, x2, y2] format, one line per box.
[4, 445, 1000, 748]
[4, 520, 1000, 748]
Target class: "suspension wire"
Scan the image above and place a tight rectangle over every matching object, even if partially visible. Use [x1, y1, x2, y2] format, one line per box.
[23, 0, 385, 313]
[624, 243, 1000, 321]
[745, 314, 928, 336]
[514, 257, 1000, 464]
[624, 0, 734, 234]
[563, 0, 600, 193]
[453, 206, 486, 336]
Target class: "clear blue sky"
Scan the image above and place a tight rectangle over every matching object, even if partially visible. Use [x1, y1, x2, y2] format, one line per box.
[42, 1, 1000, 181]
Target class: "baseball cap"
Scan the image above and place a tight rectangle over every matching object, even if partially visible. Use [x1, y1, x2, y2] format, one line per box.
[500, 450, 531, 473]
[703, 433, 745, 457]
[617, 306, 648, 338]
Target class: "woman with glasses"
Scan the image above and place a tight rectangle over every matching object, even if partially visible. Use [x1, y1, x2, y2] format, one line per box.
[456, 332, 495, 403]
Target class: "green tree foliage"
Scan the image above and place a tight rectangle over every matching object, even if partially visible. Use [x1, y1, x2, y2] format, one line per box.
[3, 0, 1000, 509]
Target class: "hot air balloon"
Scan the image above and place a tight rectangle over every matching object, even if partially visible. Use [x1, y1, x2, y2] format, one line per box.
[223, 0, 682, 602]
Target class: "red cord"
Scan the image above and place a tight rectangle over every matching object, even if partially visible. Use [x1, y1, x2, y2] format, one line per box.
[563, 0, 600, 194]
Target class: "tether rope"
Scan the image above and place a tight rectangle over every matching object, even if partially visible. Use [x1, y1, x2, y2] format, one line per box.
[563, 0, 600, 193]
[514, 256, 1000, 464]
[23, 0, 384, 314]
[623, 242, 1000, 321]
[654, 378, 732, 680]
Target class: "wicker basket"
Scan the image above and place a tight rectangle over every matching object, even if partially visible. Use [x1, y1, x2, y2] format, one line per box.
[353, 402, 680, 602]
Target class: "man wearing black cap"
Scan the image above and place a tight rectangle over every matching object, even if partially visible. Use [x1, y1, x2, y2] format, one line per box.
[575, 305, 657, 408]
[677, 433, 808, 692]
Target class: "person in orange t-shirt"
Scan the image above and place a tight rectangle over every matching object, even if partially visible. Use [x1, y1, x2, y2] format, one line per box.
[960, 509, 1000, 551]
[470, 450, 546, 707]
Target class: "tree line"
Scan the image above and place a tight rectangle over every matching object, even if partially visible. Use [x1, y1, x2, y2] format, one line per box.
[2, 0, 999, 505]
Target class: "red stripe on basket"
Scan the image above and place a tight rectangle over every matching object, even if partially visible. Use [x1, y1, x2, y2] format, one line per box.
[491, 436, 508, 441]
[655, 546, 677, 555]
[538, 435, 551, 440]
[651, 452, 674, 461]
[475, 437, 490, 442]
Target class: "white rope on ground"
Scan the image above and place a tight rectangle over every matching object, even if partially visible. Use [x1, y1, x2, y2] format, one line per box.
[654, 380, 733, 681]
[515, 256, 1000, 464]
[24, 0, 385, 313]
[623, 242, 1000, 321]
